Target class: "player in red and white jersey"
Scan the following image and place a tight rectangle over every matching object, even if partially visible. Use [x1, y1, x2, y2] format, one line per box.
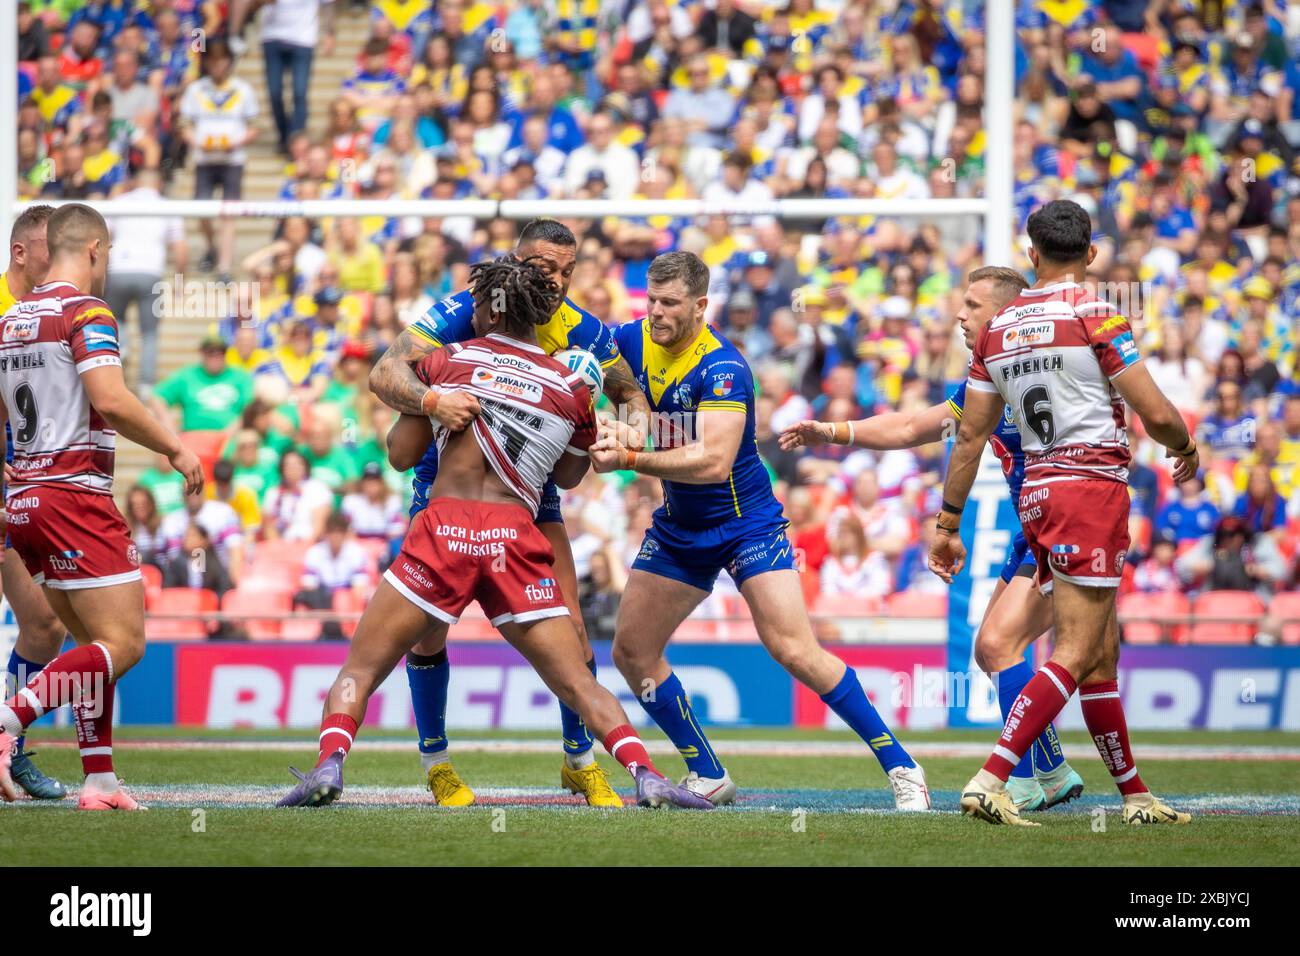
[276, 257, 710, 810]
[930, 200, 1200, 827]
[0, 204, 204, 811]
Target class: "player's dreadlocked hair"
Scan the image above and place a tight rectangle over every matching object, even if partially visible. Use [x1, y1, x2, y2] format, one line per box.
[468, 255, 558, 338]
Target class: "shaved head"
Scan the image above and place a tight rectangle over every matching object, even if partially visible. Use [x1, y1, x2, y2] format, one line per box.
[47, 203, 109, 257]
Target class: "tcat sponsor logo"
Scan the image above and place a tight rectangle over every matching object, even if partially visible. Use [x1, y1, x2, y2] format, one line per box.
[49, 886, 152, 937]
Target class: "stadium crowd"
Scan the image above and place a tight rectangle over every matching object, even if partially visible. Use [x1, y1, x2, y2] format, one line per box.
[11, 0, 1300, 641]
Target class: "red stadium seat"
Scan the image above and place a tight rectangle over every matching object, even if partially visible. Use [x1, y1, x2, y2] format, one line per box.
[812, 594, 884, 617]
[180, 430, 228, 484]
[253, 539, 312, 567]
[1189, 591, 1265, 645]
[332, 589, 366, 639]
[146, 588, 219, 640]
[140, 563, 163, 608]
[1118, 591, 1190, 644]
[886, 591, 947, 618]
[223, 587, 293, 640]
[242, 561, 303, 593]
[281, 616, 323, 641]
[1269, 593, 1300, 645]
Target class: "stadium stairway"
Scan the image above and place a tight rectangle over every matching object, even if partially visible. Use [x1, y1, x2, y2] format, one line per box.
[115, 7, 372, 494]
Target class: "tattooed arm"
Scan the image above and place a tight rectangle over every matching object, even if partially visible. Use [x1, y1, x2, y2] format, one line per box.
[600, 354, 652, 447]
[369, 327, 438, 416]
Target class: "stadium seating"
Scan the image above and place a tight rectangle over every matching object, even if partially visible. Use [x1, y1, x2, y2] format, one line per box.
[1269, 593, 1300, 645]
[886, 592, 947, 618]
[812, 594, 885, 617]
[146, 588, 219, 641]
[140, 563, 163, 609]
[222, 587, 293, 640]
[1188, 592, 1266, 645]
[332, 589, 366, 639]
[1118, 592, 1190, 644]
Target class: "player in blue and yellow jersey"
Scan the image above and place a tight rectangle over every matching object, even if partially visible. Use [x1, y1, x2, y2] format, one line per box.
[370, 219, 652, 808]
[779, 266, 1086, 813]
[0, 205, 71, 800]
[589, 253, 931, 809]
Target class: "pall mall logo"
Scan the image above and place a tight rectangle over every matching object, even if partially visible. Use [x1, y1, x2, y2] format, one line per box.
[524, 578, 556, 603]
[49, 886, 151, 936]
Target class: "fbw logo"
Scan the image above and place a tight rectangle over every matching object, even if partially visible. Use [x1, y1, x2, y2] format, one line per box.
[49, 550, 84, 572]
[524, 578, 556, 603]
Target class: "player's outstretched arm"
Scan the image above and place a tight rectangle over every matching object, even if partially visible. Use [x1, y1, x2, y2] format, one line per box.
[1111, 362, 1199, 483]
[386, 414, 434, 471]
[928, 385, 1003, 584]
[591, 408, 743, 484]
[81, 365, 204, 494]
[778, 401, 957, 452]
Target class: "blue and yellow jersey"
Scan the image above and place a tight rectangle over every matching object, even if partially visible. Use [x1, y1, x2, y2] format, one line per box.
[371, 0, 436, 36]
[946, 379, 1025, 501]
[31, 84, 82, 129]
[614, 319, 782, 530]
[408, 288, 620, 487]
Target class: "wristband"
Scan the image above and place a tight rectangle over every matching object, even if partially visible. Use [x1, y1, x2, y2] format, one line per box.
[935, 511, 961, 534]
[940, 500, 963, 516]
[421, 388, 441, 416]
[846, 420, 855, 447]
[1174, 437, 1197, 457]
[624, 448, 639, 470]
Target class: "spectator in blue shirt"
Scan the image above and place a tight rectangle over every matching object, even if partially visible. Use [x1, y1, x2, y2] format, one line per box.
[1198, 380, 1258, 461]
[1077, 23, 1145, 126]
[505, 73, 584, 155]
[1233, 463, 1288, 534]
[1156, 475, 1221, 543]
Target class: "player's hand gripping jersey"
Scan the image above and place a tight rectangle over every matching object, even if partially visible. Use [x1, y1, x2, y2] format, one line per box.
[967, 280, 1139, 588]
[0, 282, 141, 588]
[405, 290, 618, 519]
[384, 333, 596, 625]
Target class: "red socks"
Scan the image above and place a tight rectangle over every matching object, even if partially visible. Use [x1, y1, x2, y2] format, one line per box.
[983, 661, 1077, 781]
[73, 681, 116, 775]
[4, 642, 113, 729]
[318, 713, 358, 766]
[1080, 680, 1147, 795]
[602, 724, 657, 778]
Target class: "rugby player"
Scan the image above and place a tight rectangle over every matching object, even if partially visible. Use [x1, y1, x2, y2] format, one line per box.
[929, 200, 1196, 826]
[0, 203, 204, 809]
[277, 257, 711, 811]
[590, 252, 931, 810]
[778, 266, 1085, 812]
[0, 205, 74, 799]
[370, 219, 651, 808]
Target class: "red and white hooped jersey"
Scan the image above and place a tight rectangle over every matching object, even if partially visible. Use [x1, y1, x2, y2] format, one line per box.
[968, 280, 1140, 488]
[415, 333, 597, 516]
[0, 281, 122, 497]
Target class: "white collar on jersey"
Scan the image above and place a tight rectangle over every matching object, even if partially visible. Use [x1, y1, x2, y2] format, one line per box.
[485, 332, 545, 354]
[1020, 280, 1081, 296]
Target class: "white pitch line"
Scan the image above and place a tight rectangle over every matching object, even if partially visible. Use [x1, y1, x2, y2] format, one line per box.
[25, 737, 1300, 761]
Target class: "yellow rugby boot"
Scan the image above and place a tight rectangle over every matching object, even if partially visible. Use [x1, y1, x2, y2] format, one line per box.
[426, 761, 475, 807]
[1123, 791, 1191, 825]
[960, 772, 1040, 827]
[561, 761, 624, 808]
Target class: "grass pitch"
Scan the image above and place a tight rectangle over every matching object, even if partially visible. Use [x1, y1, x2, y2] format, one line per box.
[3, 728, 1298, 866]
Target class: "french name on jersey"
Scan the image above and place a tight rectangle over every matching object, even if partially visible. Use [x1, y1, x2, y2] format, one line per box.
[1000, 353, 1063, 381]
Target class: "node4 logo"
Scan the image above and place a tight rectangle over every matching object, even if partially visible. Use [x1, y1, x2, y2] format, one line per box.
[524, 578, 556, 603]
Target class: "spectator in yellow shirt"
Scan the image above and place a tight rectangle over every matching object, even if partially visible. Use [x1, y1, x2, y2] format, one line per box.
[327, 217, 386, 294]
